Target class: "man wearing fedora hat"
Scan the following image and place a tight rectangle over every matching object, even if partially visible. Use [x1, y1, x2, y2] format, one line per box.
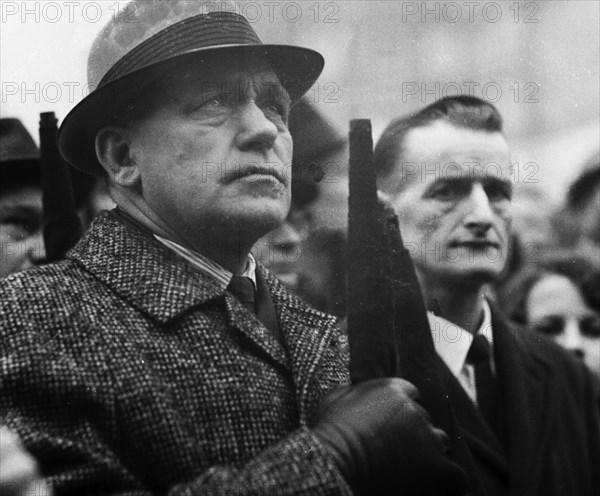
[0, 118, 46, 278]
[0, 2, 467, 495]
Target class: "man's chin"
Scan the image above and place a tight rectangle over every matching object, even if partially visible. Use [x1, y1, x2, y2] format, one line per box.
[220, 204, 289, 236]
[432, 263, 504, 288]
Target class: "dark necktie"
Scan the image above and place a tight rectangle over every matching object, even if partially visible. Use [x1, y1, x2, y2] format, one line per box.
[227, 275, 256, 314]
[466, 334, 498, 431]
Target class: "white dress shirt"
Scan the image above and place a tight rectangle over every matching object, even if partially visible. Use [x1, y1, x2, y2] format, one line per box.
[428, 299, 494, 405]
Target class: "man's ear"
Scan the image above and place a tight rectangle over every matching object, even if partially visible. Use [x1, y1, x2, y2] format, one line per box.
[95, 127, 140, 187]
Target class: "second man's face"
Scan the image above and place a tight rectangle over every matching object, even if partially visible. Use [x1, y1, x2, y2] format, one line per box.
[125, 53, 293, 242]
[391, 121, 513, 288]
[0, 185, 45, 278]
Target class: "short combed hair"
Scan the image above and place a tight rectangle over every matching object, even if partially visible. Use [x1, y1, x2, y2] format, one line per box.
[374, 96, 504, 193]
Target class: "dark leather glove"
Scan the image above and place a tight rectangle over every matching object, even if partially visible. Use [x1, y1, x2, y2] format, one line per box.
[312, 378, 468, 496]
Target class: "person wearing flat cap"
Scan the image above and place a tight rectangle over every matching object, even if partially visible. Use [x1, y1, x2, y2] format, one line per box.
[0, 2, 468, 495]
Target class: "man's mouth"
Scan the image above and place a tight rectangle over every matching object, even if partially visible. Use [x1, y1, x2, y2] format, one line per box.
[451, 240, 500, 249]
[229, 165, 287, 186]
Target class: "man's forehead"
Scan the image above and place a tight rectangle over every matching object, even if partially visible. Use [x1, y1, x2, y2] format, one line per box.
[391, 120, 514, 193]
[403, 120, 511, 164]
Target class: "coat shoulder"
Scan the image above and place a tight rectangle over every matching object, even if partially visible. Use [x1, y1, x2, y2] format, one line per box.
[0, 259, 97, 311]
[0, 259, 120, 350]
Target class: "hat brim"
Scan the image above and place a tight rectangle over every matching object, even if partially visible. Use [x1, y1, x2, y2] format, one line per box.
[59, 44, 324, 176]
[0, 159, 41, 191]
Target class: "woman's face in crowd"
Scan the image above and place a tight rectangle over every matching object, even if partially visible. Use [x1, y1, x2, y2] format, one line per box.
[526, 274, 600, 379]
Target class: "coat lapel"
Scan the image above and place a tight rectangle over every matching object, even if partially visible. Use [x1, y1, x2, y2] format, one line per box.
[264, 269, 341, 424]
[67, 212, 224, 322]
[491, 308, 552, 496]
[222, 270, 291, 373]
[439, 359, 508, 469]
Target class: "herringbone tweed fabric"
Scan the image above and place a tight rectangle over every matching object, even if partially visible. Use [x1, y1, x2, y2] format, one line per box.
[0, 212, 352, 495]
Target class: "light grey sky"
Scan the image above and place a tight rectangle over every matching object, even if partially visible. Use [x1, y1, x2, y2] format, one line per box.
[1, 1, 129, 137]
[1, 1, 598, 207]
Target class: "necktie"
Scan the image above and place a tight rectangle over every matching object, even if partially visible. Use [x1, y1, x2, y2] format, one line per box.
[466, 334, 497, 431]
[227, 275, 256, 314]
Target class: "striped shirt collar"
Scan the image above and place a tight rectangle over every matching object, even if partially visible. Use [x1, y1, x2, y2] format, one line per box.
[154, 234, 257, 290]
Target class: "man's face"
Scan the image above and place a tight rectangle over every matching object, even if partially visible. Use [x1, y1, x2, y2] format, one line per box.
[391, 121, 513, 288]
[126, 54, 293, 243]
[0, 185, 45, 278]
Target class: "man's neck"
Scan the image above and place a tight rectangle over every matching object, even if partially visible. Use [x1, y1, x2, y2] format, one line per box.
[192, 238, 252, 275]
[111, 186, 255, 275]
[419, 275, 486, 334]
[154, 223, 255, 275]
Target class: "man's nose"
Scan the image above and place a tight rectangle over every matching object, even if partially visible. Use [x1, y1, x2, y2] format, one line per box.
[235, 101, 279, 153]
[558, 318, 584, 355]
[25, 230, 46, 266]
[463, 184, 495, 235]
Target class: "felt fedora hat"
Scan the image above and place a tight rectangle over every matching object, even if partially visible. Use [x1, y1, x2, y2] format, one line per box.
[58, 0, 325, 176]
[0, 118, 41, 187]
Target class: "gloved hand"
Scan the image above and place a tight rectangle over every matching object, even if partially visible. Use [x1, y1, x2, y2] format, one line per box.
[312, 378, 468, 496]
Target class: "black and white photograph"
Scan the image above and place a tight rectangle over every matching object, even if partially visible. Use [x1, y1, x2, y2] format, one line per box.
[1, 1, 599, 494]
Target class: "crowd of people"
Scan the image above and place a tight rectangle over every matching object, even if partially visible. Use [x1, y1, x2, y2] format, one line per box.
[1, 1, 599, 495]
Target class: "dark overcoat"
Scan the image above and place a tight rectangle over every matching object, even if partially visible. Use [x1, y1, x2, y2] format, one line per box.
[441, 306, 600, 496]
[0, 212, 352, 495]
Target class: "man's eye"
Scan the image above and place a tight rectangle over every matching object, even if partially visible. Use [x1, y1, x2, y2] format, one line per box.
[532, 316, 564, 336]
[203, 98, 227, 110]
[484, 183, 512, 202]
[426, 183, 463, 201]
[264, 104, 281, 116]
[262, 102, 289, 124]
[189, 96, 230, 117]
[580, 315, 600, 338]
[0, 220, 36, 241]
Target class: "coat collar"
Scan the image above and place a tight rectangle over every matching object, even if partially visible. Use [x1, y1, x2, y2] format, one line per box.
[67, 211, 227, 323]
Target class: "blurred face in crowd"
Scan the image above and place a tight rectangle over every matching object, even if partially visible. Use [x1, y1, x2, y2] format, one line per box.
[391, 121, 513, 289]
[0, 185, 45, 278]
[123, 54, 293, 243]
[526, 274, 600, 379]
[253, 209, 309, 292]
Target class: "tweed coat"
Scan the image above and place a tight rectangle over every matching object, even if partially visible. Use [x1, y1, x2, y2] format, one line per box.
[0, 212, 353, 495]
[440, 306, 600, 496]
